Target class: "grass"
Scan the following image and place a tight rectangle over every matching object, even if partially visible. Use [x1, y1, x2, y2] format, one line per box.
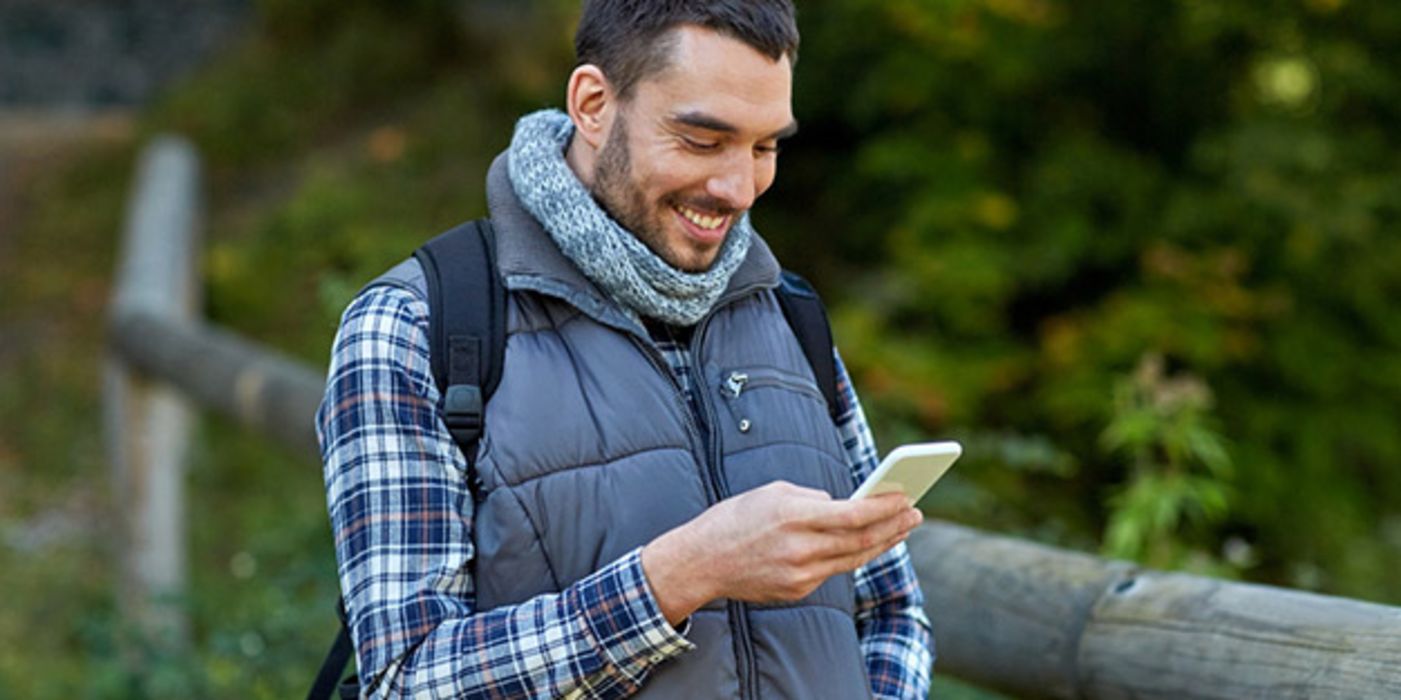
[0, 137, 134, 696]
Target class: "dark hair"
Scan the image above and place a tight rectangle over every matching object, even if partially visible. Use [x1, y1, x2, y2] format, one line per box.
[574, 0, 799, 98]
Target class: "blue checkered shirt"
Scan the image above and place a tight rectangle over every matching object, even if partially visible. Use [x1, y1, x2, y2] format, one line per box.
[317, 285, 934, 698]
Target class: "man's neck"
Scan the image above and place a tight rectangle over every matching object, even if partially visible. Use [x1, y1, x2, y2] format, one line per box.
[564, 130, 596, 189]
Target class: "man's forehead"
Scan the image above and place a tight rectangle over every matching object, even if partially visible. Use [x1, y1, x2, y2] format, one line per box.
[656, 25, 793, 85]
[633, 26, 795, 136]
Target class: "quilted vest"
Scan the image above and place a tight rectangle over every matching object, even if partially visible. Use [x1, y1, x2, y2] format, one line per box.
[380, 155, 872, 699]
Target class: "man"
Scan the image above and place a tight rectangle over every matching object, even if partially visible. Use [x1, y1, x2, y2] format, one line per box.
[317, 1, 934, 697]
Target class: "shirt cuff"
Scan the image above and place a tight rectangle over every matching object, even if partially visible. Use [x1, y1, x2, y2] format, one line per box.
[572, 547, 695, 681]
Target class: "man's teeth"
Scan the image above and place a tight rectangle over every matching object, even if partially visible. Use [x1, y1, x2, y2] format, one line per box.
[676, 205, 725, 230]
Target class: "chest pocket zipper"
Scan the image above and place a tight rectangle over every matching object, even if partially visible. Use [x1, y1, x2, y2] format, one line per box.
[720, 367, 827, 433]
[725, 372, 749, 398]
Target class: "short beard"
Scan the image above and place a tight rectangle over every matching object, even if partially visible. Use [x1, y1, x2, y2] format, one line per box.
[591, 113, 693, 270]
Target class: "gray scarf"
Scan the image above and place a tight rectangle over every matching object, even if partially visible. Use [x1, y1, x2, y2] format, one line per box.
[506, 109, 753, 326]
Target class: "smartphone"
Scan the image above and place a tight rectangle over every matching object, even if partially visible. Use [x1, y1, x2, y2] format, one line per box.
[850, 441, 962, 502]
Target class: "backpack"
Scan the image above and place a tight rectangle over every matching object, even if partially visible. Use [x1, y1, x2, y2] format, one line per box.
[309, 219, 840, 700]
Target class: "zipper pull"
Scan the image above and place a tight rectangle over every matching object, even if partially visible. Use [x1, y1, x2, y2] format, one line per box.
[725, 371, 749, 398]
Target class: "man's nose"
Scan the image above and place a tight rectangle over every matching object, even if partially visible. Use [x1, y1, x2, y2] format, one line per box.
[706, 158, 758, 211]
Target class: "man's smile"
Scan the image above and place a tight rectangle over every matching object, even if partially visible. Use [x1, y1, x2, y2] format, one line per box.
[673, 202, 729, 231]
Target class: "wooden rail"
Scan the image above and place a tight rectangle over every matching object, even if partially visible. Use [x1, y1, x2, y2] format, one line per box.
[106, 138, 1401, 698]
[911, 522, 1401, 698]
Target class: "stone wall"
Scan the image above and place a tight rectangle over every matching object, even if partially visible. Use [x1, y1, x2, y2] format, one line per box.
[0, 0, 251, 109]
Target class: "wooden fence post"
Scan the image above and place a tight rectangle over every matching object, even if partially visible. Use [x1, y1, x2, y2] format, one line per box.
[908, 521, 1401, 699]
[103, 135, 201, 649]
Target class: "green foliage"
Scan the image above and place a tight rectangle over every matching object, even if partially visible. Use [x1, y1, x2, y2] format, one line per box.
[201, 72, 509, 363]
[184, 419, 341, 699]
[766, 0, 1401, 602]
[146, 0, 466, 167]
[1100, 354, 1233, 572]
[0, 142, 132, 698]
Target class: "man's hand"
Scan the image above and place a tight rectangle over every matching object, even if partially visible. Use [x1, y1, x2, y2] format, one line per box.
[640, 481, 922, 626]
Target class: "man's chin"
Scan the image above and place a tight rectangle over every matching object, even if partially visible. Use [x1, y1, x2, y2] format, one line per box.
[653, 232, 725, 273]
[669, 252, 720, 274]
[672, 227, 738, 272]
[634, 217, 730, 272]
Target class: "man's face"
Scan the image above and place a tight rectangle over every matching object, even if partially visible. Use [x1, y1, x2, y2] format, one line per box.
[590, 26, 796, 273]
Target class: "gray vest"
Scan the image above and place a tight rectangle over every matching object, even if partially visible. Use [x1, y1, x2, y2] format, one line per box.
[374, 155, 871, 699]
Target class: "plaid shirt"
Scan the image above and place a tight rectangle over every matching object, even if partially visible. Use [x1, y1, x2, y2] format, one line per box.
[318, 285, 934, 699]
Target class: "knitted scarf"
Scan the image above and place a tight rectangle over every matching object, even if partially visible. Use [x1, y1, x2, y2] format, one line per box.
[506, 109, 753, 326]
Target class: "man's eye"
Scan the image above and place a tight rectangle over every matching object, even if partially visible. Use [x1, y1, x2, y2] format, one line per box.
[683, 137, 720, 152]
[756, 144, 782, 156]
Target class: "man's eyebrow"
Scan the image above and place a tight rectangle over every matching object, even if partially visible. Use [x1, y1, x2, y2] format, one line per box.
[769, 120, 799, 141]
[670, 111, 800, 141]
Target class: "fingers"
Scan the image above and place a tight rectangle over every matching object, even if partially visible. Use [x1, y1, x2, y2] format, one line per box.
[752, 481, 907, 531]
[788, 523, 918, 598]
[821, 518, 920, 578]
[721, 487, 923, 603]
[803, 505, 922, 562]
[803, 492, 911, 531]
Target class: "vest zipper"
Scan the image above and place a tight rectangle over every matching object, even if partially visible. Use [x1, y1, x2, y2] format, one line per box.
[690, 319, 761, 700]
[625, 335, 719, 503]
[626, 282, 775, 700]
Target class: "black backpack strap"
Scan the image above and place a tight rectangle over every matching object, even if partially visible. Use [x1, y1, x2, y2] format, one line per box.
[413, 219, 505, 463]
[311, 220, 505, 700]
[775, 270, 840, 420]
[308, 597, 356, 700]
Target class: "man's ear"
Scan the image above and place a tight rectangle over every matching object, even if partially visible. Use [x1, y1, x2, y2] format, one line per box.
[566, 64, 614, 150]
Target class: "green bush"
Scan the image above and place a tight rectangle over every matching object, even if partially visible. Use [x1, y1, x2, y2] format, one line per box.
[767, 0, 1401, 599]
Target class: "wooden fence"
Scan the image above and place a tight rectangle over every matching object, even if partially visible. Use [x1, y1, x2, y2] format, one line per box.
[105, 137, 1401, 698]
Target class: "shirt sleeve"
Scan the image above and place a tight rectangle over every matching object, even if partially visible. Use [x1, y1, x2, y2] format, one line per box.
[316, 286, 693, 699]
[833, 349, 937, 700]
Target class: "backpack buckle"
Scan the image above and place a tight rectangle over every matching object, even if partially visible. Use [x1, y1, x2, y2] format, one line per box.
[443, 384, 484, 436]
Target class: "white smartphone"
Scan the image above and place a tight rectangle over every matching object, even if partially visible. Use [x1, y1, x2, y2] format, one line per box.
[850, 441, 963, 501]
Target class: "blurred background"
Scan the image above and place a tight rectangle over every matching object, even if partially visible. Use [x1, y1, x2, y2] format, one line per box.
[2, 0, 1400, 697]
